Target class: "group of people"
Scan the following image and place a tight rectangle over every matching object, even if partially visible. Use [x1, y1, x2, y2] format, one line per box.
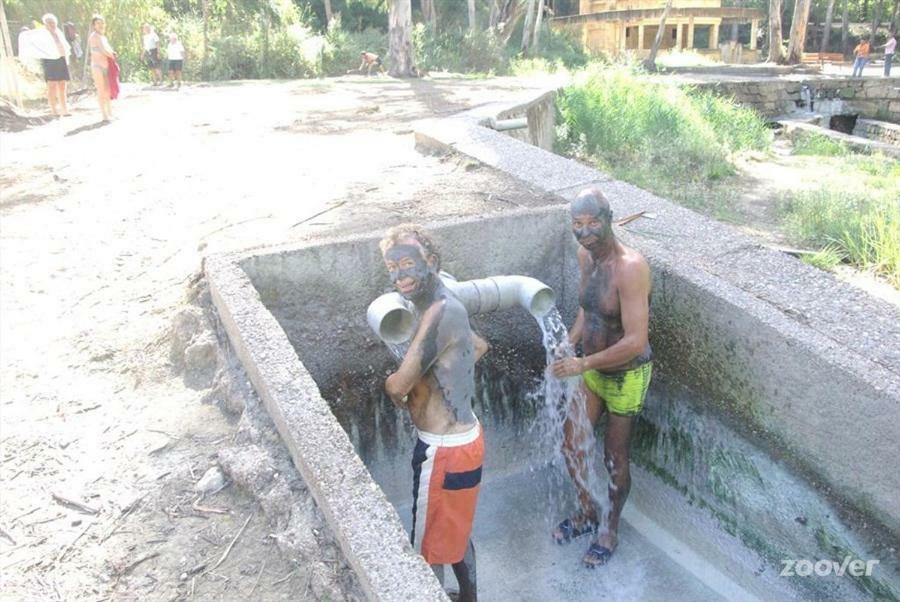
[18, 17, 186, 121]
[852, 30, 897, 77]
[140, 24, 185, 88]
[381, 187, 652, 600]
[18, 14, 119, 121]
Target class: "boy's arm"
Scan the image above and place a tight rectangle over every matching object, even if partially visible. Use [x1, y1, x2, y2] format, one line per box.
[385, 300, 453, 404]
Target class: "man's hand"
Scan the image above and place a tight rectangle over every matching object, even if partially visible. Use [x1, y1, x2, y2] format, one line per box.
[551, 356, 586, 378]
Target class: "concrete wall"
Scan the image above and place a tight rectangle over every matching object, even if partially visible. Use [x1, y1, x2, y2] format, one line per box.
[240, 208, 576, 391]
[854, 117, 900, 144]
[414, 97, 900, 538]
[205, 252, 450, 601]
[692, 76, 900, 119]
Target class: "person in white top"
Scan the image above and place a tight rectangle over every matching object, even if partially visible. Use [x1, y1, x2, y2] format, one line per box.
[166, 33, 185, 89]
[879, 31, 896, 77]
[19, 14, 72, 116]
[141, 24, 162, 85]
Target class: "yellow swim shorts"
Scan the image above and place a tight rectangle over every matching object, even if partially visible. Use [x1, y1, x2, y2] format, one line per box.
[582, 362, 652, 416]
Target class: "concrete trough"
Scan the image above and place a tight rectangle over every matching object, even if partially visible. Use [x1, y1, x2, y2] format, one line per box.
[204, 92, 900, 600]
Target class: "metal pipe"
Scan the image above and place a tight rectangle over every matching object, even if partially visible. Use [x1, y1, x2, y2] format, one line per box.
[488, 117, 528, 131]
[366, 273, 556, 345]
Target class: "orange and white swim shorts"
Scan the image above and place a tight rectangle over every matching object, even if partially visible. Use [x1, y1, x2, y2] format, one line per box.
[410, 421, 484, 565]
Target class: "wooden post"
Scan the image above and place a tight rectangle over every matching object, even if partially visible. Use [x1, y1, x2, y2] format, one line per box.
[675, 21, 683, 49]
[621, 23, 628, 50]
[687, 17, 695, 48]
[638, 23, 645, 49]
[710, 22, 719, 48]
[750, 18, 758, 49]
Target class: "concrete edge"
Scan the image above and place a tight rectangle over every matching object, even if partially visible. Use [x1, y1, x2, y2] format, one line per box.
[204, 254, 448, 602]
[779, 119, 900, 157]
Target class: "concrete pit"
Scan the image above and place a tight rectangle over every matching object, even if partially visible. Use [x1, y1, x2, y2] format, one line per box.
[207, 206, 899, 601]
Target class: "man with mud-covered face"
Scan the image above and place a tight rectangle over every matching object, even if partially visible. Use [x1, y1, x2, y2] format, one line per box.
[380, 224, 489, 602]
[549, 187, 653, 570]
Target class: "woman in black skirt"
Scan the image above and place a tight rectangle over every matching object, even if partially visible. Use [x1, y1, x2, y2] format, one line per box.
[39, 14, 71, 116]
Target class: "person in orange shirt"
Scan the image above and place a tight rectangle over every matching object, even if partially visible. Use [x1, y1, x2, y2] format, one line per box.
[852, 38, 871, 77]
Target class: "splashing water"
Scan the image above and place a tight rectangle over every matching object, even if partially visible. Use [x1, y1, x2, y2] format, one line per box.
[386, 341, 410, 362]
[531, 306, 609, 531]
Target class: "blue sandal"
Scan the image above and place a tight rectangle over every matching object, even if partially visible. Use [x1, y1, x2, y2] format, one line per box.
[552, 518, 598, 544]
[582, 542, 613, 568]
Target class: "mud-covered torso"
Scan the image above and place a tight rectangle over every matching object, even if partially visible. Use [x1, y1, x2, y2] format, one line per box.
[406, 292, 477, 432]
[580, 256, 652, 371]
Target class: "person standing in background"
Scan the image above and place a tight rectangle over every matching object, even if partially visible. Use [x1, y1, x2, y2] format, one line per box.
[88, 15, 116, 121]
[852, 37, 871, 77]
[142, 24, 162, 86]
[166, 33, 185, 89]
[20, 14, 72, 116]
[877, 31, 896, 77]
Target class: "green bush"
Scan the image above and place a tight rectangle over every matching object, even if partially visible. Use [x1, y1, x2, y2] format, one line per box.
[204, 34, 260, 80]
[792, 132, 850, 156]
[782, 189, 900, 286]
[259, 26, 322, 79]
[556, 67, 769, 183]
[321, 24, 387, 76]
[414, 25, 509, 74]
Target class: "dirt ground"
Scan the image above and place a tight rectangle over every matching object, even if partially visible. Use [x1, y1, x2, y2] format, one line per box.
[0, 74, 560, 601]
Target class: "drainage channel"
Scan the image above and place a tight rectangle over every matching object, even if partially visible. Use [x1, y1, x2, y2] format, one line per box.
[324, 359, 891, 601]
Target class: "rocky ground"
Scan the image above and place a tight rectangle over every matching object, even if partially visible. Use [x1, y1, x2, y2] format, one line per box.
[0, 74, 560, 601]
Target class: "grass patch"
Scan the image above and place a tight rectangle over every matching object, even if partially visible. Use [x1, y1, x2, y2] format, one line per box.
[791, 132, 850, 157]
[555, 66, 770, 213]
[782, 189, 900, 287]
[801, 245, 845, 272]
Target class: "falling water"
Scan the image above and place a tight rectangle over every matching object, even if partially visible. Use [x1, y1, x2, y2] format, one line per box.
[530, 306, 609, 533]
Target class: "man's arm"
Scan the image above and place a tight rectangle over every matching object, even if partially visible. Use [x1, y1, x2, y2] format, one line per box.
[385, 300, 452, 404]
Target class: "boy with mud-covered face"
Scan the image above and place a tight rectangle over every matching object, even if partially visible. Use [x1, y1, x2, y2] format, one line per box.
[380, 224, 488, 602]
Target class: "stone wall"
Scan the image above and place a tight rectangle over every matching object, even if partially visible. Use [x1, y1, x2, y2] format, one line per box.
[691, 76, 900, 121]
[853, 117, 900, 144]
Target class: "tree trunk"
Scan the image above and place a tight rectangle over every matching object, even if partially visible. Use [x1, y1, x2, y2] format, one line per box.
[768, 0, 787, 62]
[521, 0, 537, 53]
[324, 0, 334, 25]
[869, 0, 884, 42]
[841, 0, 850, 54]
[202, 0, 209, 71]
[644, 0, 673, 70]
[532, 0, 545, 51]
[820, 0, 837, 52]
[489, 0, 501, 30]
[786, 0, 813, 63]
[500, 0, 525, 45]
[388, 0, 417, 77]
[421, 0, 438, 29]
[468, 0, 477, 32]
[891, 0, 899, 31]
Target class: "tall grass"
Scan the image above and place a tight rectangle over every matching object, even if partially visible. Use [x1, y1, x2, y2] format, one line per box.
[556, 67, 770, 212]
[782, 190, 900, 286]
[791, 132, 850, 157]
